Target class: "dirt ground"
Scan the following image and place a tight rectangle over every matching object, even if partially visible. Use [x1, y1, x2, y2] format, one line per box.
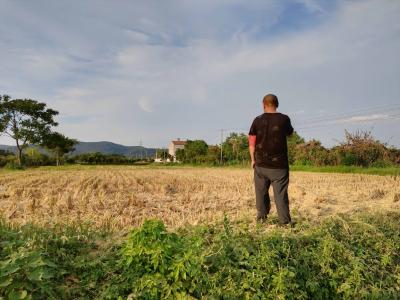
[1, 166, 399, 230]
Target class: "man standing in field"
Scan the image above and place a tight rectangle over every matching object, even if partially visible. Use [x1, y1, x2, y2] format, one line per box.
[248, 94, 294, 226]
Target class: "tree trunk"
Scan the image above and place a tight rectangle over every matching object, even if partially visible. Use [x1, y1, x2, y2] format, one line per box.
[17, 148, 22, 166]
[56, 152, 59, 166]
[15, 140, 22, 167]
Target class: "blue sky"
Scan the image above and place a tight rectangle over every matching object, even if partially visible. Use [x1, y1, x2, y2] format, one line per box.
[1, 0, 399, 148]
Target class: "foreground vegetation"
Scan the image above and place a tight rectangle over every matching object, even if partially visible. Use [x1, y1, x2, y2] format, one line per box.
[1, 212, 399, 299]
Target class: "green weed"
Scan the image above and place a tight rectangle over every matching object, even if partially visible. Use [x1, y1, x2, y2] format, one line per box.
[1, 212, 399, 299]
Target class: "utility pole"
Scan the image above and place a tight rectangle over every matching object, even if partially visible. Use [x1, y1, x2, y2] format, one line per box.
[220, 129, 224, 165]
[139, 140, 143, 160]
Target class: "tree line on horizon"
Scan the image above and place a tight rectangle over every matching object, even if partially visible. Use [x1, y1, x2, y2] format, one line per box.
[1, 94, 399, 168]
[159, 130, 400, 168]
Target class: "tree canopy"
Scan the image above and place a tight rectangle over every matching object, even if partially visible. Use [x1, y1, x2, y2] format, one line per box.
[41, 132, 78, 166]
[175, 140, 209, 163]
[0, 95, 58, 166]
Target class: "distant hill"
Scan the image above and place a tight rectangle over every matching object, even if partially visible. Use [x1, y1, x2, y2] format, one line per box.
[0, 145, 16, 153]
[0, 141, 157, 158]
[71, 141, 156, 157]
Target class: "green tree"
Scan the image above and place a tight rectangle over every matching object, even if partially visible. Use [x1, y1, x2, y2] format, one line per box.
[294, 139, 336, 166]
[0, 95, 58, 166]
[175, 148, 185, 162]
[287, 131, 305, 165]
[205, 145, 220, 165]
[184, 140, 208, 163]
[336, 130, 388, 167]
[0, 149, 14, 167]
[222, 133, 249, 164]
[156, 148, 168, 160]
[41, 132, 77, 166]
[24, 147, 50, 167]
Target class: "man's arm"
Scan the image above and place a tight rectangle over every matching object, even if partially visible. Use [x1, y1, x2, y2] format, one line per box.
[248, 118, 257, 168]
[286, 116, 294, 136]
[248, 135, 256, 168]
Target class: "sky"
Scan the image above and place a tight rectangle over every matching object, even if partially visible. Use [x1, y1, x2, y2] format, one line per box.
[0, 0, 399, 148]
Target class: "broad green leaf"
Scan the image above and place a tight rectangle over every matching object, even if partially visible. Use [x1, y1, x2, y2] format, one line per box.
[27, 269, 44, 281]
[7, 290, 27, 300]
[0, 277, 12, 287]
[0, 264, 20, 277]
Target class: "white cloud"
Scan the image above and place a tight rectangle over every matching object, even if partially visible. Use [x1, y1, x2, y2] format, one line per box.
[339, 114, 393, 123]
[1, 0, 399, 147]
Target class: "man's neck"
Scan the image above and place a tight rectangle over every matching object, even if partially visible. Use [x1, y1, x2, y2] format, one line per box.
[264, 108, 277, 113]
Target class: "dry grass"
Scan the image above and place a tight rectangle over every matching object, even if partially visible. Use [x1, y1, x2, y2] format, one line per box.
[0, 166, 399, 230]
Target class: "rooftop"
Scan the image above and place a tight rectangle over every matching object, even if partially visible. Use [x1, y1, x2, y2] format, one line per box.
[171, 140, 187, 146]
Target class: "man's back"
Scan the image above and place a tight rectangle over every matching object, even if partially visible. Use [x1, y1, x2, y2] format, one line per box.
[249, 112, 293, 169]
[248, 94, 293, 225]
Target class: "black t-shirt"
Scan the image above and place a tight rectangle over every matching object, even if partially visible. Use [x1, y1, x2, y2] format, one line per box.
[249, 112, 294, 169]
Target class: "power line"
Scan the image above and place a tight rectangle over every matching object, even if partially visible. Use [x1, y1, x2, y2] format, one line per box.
[217, 104, 400, 134]
[219, 110, 400, 134]
[210, 105, 400, 147]
[296, 111, 400, 130]
[293, 104, 400, 126]
[294, 103, 400, 123]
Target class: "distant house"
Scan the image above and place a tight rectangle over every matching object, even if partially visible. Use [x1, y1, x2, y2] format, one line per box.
[168, 139, 187, 162]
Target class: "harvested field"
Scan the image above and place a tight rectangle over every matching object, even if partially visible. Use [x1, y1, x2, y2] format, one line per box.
[0, 166, 399, 230]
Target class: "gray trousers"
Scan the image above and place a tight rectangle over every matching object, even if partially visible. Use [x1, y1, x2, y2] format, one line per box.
[253, 165, 291, 224]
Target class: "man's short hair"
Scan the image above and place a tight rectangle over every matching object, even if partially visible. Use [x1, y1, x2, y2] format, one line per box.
[263, 94, 279, 108]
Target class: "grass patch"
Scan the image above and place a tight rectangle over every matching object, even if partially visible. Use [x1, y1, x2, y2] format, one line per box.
[1, 212, 399, 299]
[290, 165, 400, 176]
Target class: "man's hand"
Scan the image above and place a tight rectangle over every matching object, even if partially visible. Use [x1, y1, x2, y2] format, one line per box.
[248, 135, 256, 169]
[251, 160, 256, 169]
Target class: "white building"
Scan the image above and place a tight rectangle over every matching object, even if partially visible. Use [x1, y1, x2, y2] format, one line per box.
[168, 139, 187, 162]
